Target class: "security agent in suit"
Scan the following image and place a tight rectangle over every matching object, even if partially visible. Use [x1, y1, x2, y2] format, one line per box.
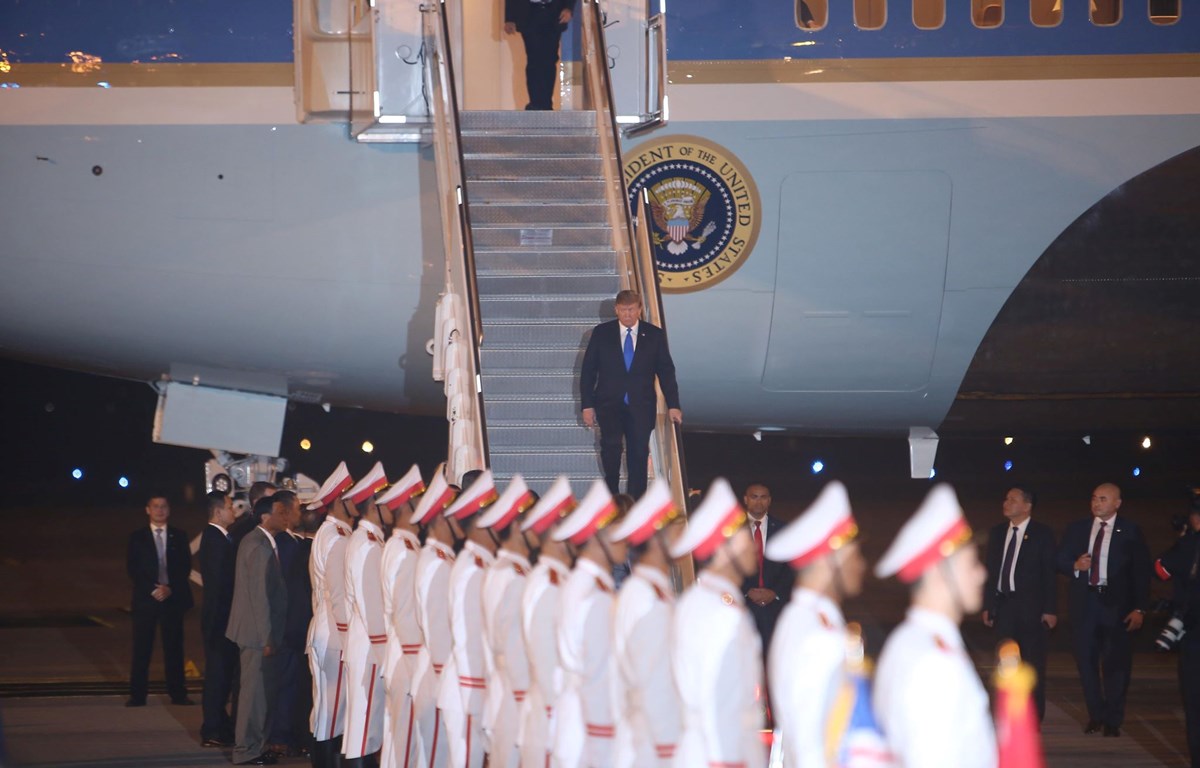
[581, 290, 682, 501]
[126, 493, 195, 707]
[1155, 525, 1200, 768]
[982, 486, 1057, 721]
[227, 492, 295, 765]
[1056, 482, 1152, 737]
[268, 515, 312, 756]
[199, 491, 239, 745]
[503, 0, 576, 111]
[740, 484, 793, 657]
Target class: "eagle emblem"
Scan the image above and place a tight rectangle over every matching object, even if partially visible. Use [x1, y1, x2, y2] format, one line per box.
[648, 178, 718, 256]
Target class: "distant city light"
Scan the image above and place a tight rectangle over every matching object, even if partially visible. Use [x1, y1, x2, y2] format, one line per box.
[1003, 437, 1014, 446]
[71, 468, 83, 480]
[361, 441, 375, 454]
[1132, 467, 1142, 478]
[1141, 436, 1152, 449]
[300, 438, 312, 451]
[811, 460, 824, 474]
[929, 468, 937, 479]
[1082, 435, 1092, 445]
[1004, 461, 1013, 472]
[118, 476, 130, 488]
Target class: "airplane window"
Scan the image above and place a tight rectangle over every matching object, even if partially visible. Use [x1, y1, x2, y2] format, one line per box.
[796, 0, 829, 30]
[1149, 0, 1180, 24]
[855, 0, 887, 28]
[1091, 0, 1122, 24]
[974, 0, 1004, 26]
[914, 0, 946, 29]
[1031, 0, 1063, 25]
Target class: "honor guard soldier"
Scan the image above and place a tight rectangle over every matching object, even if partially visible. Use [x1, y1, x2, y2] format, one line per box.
[552, 480, 626, 768]
[307, 462, 355, 767]
[609, 479, 682, 767]
[341, 462, 392, 766]
[670, 478, 767, 768]
[378, 465, 426, 768]
[764, 481, 866, 768]
[410, 467, 459, 767]
[873, 484, 995, 768]
[438, 471, 501, 768]
[476, 476, 537, 768]
[517, 477, 576, 767]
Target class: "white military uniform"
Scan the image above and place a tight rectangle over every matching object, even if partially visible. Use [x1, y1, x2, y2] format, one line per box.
[769, 588, 846, 768]
[553, 558, 618, 768]
[412, 538, 455, 768]
[519, 554, 570, 768]
[673, 571, 766, 768]
[438, 540, 494, 768]
[613, 564, 680, 767]
[343, 518, 389, 759]
[873, 607, 997, 768]
[380, 529, 423, 768]
[480, 549, 532, 768]
[309, 516, 352, 740]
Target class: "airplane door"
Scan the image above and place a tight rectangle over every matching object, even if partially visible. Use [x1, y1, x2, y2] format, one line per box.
[601, 0, 666, 132]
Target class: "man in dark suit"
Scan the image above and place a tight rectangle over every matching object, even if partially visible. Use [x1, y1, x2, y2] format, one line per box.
[268, 507, 315, 757]
[580, 290, 682, 500]
[228, 493, 294, 765]
[982, 486, 1057, 721]
[126, 492, 195, 707]
[1057, 482, 1151, 737]
[740, 483, 793, 657]
[198, 490, 239, 746]
[503, 0, 576, 110]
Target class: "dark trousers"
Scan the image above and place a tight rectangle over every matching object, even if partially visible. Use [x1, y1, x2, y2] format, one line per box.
[1071, 589, 1133, 727]
[992, 593, 1049, 721]
[233, 647, 281, 764]
[597, 402, 655, 500]
[129, 607, 187, 702]
[1181, 637, 1200, 768]
[270, 648, 302, 746]
[201, 633, 239, 740]
[519, 5, 565, 110]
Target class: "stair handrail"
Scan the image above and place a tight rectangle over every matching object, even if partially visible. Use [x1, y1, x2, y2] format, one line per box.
[580, 0, 691, 584]
[421, 0, 489, 481]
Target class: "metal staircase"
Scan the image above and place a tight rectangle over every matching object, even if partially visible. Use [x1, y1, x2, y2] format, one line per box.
[460, 110, 621, 491]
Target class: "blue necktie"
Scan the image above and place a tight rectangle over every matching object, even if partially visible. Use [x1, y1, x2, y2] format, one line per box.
[623, 327, 634, 404]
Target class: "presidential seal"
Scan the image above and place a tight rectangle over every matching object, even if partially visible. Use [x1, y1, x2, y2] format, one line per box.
[623, 135, 760, 293]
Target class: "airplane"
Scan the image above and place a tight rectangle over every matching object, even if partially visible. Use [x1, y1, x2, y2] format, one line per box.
[1, 0, 1198, 483]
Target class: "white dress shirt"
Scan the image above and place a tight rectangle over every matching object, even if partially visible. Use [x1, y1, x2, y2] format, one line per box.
[997, 517, 1030, 592]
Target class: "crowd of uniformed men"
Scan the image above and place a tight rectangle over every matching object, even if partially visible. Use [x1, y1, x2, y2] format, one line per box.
[151, 460, 1200, 768]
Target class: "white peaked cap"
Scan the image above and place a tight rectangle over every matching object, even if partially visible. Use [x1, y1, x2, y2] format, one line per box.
[521, 476, 576, 535]
[306, 461, 353, 510]
[552, 479, 617, 546]
[608, 479, 677, 545]
[376, 464, 425, 511]
[343, 461, 387, 505]
[875, 483, 974, 583]
[669, 478, 746, 560]
[444, 469, 498, 520]
[765, 480, 858, 568]
[477, 475, 536, 530]
[410, 465, 456, 525]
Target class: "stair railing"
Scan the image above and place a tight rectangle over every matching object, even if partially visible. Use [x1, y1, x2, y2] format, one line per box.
[421, 0, 489, 483]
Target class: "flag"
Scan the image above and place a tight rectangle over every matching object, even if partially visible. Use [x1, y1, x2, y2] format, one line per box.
[825, 623, 894, 768]
[994, 641, 1045, 768]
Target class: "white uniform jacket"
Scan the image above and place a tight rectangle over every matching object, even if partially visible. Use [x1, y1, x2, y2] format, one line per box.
[438, 539, 495, 768]
[480, 549, 532, 768]
[380, 528, 422, 768]
[343, 519, 389, 758]
[412, 538, 456, 767]
[519, 555, 570, 767]
[308, 516, 353, 740]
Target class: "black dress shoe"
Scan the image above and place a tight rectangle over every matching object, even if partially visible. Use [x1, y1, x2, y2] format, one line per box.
[1103, 725, 1121, 737]
[201, 737, 233, 748]
[1083, 720, 1103, 734]
[124, 698, 146, 707]
[169, 696, 196, 705]
[239, 755, 278, 766]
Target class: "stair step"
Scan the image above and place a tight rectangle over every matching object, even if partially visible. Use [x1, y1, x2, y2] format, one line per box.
[490, 451, 606, 479]
[487, 424, 600, 449]
[469, 179, 608, 204]
[479, 294, 613, 320]
[474, 249, 618, 274]
[471, 226, 612, 250]
[476, 273, 620, 297]
[461, 133, 599, 157]
[469, 203, 609, 227]
[460, 109, 596, 130]
[481, 322, 597, 347]
[465, 157, 604, 181]
[480, 347, 583, 371]
[489, 472, 610, 497]
[485, 397, 581, 423]
[480, 372, 578, 396]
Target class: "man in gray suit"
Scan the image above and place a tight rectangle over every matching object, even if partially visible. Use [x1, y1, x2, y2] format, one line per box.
[227, 492, 296, 765]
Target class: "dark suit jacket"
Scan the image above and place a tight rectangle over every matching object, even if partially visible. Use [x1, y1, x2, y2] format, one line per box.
[127, 525, 194, 614]
[580, 319, 681, 413]
[504, 0, 576, 26]
[198, 524, 236, 641]
[1056, 515, 1151, 616]
[283, 537, 314, 652]
[742, 515, 793, 650]
[226, 528, 287, 650]
[983, 519, 1057, 620]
